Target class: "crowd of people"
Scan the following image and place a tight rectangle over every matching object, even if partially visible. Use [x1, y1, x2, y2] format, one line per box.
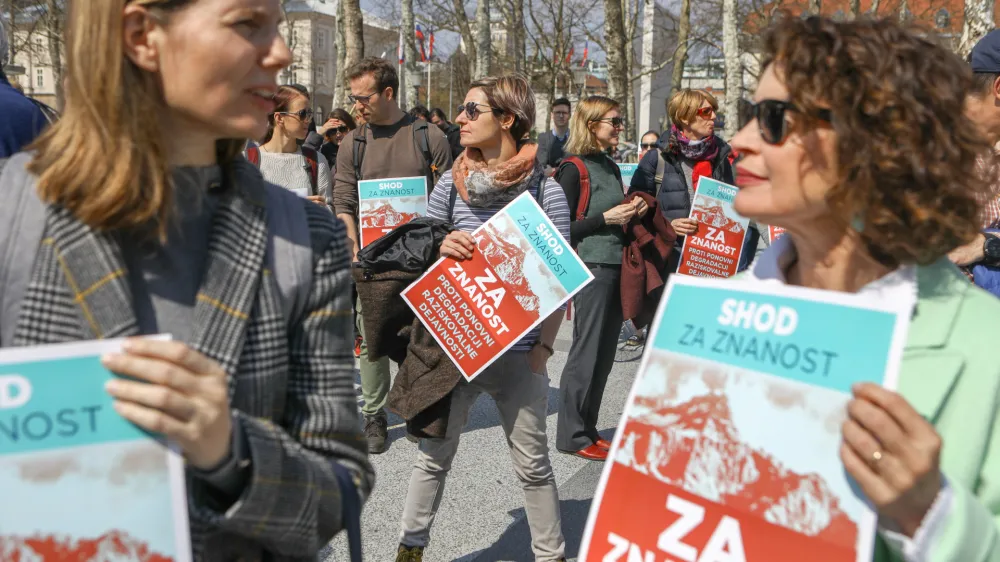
[2, 2, 1000, 562]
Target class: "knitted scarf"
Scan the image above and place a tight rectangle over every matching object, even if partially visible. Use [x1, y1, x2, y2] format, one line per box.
[669, 125, 718, 193]
[452, 143, 542, 208]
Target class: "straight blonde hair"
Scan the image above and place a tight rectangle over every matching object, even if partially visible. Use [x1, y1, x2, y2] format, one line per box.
[27, 0, 246, 240]
[565, 96, 619, 156]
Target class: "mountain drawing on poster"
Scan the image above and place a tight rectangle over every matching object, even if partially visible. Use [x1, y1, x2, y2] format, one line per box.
[614, 351, 858, 549]
[692, 194, 744, 234]
[0, 531, 174, 562]
[476, 212, 569, 318]
[359, 198, 423, 229]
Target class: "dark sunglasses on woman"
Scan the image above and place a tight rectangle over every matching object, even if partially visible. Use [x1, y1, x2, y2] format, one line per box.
[747, 99, 832, 145]
[591, 116, 625, 129]
[640, 143, 657, 150]
[695, 106, 716, 119]
[278, 108, 314, 121]
[456, 102, 501, 121]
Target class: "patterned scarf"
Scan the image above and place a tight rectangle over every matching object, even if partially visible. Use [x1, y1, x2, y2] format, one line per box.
[669, 125, 718, 193]
[452, 143, 543, 207]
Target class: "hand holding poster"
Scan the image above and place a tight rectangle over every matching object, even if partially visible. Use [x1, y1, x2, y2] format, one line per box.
[618, 164, 638, 192]
[358, 176, 428, 248]
[678, 178, 749, 278]
[402, 191, 593, 381]
[579, 275, 913, 562]
[0, 338, 191, 561]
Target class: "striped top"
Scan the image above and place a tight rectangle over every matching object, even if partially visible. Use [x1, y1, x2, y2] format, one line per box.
[428, 170, 572, 352]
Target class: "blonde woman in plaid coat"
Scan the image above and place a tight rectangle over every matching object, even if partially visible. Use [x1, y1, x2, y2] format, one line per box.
[0, 0, 373, 559]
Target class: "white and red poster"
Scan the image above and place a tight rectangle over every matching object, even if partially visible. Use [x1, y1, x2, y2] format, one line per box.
[768, 225, 786, 244]
[677, 178, 749, 278]
[358, 176, 428, 248]
[579, 275, 914, 562]
[401, 192, 593, 381]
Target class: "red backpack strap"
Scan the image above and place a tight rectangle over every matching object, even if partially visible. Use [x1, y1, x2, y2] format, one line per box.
[563, 156, 590, 222]
[301, 146, 319, 196]
[246, 145, 261, 167]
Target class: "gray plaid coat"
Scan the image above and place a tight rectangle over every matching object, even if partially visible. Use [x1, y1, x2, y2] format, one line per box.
[3, 155, 373, 561]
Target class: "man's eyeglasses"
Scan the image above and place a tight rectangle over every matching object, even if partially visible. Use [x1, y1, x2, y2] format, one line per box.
[457, 102, 500, 121]
[747, 99, 832, 145]
[348, 92, 378, 105]
[591, 116, 625, 129]
[278, 109, 314, 121]
[696, 106, 716, 119]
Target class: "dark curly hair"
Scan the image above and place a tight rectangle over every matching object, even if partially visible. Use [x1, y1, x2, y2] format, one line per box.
[763, 15, 996, 266]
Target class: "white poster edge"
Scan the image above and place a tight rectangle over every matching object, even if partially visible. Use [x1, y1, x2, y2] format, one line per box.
[677, 177, 749, 279]
[0, 334, 193, 562]
[400, 191, 595, 382]
[578, 274, 914, 562]
[357, 175, 429, 249]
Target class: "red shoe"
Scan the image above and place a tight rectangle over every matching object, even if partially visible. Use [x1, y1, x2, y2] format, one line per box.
[560, 444, 608, 461]
[595, 439, 612, 450]
[354, 336, 363, 358]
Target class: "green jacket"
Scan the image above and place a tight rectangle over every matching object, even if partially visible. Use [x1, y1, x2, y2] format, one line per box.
[873, 258, 1000, 561]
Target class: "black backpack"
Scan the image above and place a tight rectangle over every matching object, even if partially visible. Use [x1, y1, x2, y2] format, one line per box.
[352, 117, 435, 190]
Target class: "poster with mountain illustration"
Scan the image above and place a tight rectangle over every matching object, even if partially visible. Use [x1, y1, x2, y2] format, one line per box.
[768, 225, 787, 244]
[402, 191, 593, 381]
[678, 178, 749, 278]
[579, 275, 914, 562]
[617, 164, 638, 192]
[0, 339, 191, 562]
[358, 176, 428, 248]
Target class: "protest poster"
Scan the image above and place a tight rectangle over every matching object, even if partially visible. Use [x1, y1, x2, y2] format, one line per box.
[677, 178, 749, 278]
[0, 338, 191, 562]
[768, 225, 787, 244]
[579, 275, 913, 562]
[358, 176, 428, 248]
[618, 164, 638, 192]
[402, 191, 593, 381]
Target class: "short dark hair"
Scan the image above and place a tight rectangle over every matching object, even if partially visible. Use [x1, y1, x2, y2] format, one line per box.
[972, 72, 1000, 96]
[409, 105, 431, 119]
[640, 130, 660, 142]
[551, 98, 571, 111]
[345, 57, 399, 99]
[430, 107, 449, 122]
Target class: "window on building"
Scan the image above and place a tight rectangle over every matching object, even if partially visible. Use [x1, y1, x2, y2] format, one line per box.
[316, 30, 325, 49]
[936, 8, 950, 29]
[36, 69, 43, 89]
[317, 64, 326, 83]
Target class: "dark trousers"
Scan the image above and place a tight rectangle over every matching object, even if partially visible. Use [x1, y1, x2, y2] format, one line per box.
[557, 264, 623, 452]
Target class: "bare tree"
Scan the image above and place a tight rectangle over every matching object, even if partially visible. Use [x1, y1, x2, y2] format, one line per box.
[670, 0, 691, 100]
[603, 0, 630, 136]
[332, 0, 347, 107]
[869, 0, 881, 14]
[402, 0, 421, 109]
[848, 0, 860, 19]
[43, 0, 62, 109]
[342, 0, 365, 76]
[512, 0, 526, 72]
[475, 0, 492, 78]
[960, 0, 994, 57]
[808, 0, 821, 15]
[722, 0, 740, 139]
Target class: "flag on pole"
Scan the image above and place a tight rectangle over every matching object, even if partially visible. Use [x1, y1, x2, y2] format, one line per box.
[415, 24, 428, 62]
[565, 47, 575, 65]
[398, 29, 405, 64]
[580, 40, 589, 67]
[428, 32, 435, 60]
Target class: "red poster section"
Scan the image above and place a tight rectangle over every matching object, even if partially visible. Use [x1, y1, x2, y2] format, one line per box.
[404, 239, 540, 380]
[585, 465, 856, 562]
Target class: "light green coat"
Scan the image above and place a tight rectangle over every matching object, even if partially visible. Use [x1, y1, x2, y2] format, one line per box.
[872, 259, 1000, 561]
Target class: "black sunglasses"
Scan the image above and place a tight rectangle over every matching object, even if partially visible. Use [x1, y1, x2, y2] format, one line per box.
[327, 125, 350, 134]
[278, 108, 314, 121]
[591, 116, 625, 129]
[748, 100, 832, 145]
[457, 102, 500, 121]
[640, 143, 657, 150]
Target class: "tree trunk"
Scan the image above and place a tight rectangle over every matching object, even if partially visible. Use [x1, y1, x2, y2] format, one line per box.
[341, 0, 364, 82]
[401, 0, 420, 109]
[474, 0, 492, 78]
[623, 0, 637, 143]
[603, 0, 630, 119]
[960, 0, 994, 57]
[722, 0, 741, 140]
[333, 0, 347, 107]
[453, 0, 477, 79]
[670, 0, 691, 104]
[808, 0, 821, 15]
[848, 0, 860, 19]
[45, 0, 64, 110]
[898, 0, 908, 21]
[512, 0, 525, 73]
[869, 0, 881, 14]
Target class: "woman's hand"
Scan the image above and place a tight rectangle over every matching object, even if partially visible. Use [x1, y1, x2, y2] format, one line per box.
[603, 203, 638, 225]
[528, 343, 553, 374]
[317, 118, 344, 137]
[103, 339, 233, 471]
[306, 195, 326, 206]
[840, 383, 944, 537]
[634, 198, 650, 218]
[671, 218, 699, 236]
[441, 231, 477, 261]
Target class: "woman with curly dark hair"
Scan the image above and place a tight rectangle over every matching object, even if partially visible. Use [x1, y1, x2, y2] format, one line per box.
[734, 15, 1000, 560]
[629, 89, 759, 272]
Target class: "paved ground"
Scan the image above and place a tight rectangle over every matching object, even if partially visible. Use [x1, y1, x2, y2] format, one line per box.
[322, 321, 645, 562]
